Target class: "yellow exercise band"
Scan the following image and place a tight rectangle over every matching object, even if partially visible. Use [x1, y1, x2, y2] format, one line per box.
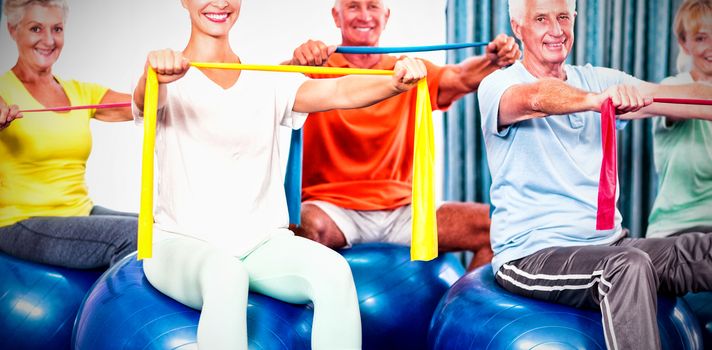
[411, 79, 438, 261]
[190, 62, 394, 76]
[138, 68, 158, 260]
[137, 63, 438, 261]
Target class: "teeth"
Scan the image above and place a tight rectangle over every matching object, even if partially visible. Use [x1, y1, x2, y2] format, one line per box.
[35, 48, 53, 55]
[355, 28, 371, 32]
[205, 13, 228, 21]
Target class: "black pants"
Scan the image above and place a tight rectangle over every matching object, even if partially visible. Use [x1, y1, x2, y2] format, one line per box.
[0, 206, 137, 269]
[496, 232, 712, 350]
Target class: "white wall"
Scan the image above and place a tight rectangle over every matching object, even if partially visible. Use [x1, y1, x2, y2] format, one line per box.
[0, 0, 447, 212]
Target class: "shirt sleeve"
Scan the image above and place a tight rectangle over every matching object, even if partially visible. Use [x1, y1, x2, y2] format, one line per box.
[76, 80, 109, 118]
[277, 74, 309, 130]
[478, 67, 521, 138]
[420, 58, 449, 111]
[592, 66, 646, 90]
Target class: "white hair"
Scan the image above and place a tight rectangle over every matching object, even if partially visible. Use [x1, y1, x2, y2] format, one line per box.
[333, 0, 389, 11]
[508, 0, 576, 24]
[3, 0, 69, 28]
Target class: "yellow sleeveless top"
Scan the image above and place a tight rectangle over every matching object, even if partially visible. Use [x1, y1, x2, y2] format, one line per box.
[0, 70, 107, 227]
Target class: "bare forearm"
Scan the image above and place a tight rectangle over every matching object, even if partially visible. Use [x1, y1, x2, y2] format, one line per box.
[95, 90, 132, 122]
[334, 75, 400, 109]
[438, 56, 498, 107]
[132, 73, 167, 113]
[456, 55, 499, 91]
[293, 75, 400, 113]
[635, 82, 712, 121]
[499, 78, 596, 127]
[133, 73, 148, 111]
[531, 78, 597, 114]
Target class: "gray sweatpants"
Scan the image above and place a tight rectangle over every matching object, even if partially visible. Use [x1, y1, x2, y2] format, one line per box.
[0, 206, 137, 269]
[495, 232, 712, 350]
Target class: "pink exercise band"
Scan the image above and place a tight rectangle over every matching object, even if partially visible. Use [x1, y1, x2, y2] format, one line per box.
[19, 102, 131, 113]
[596, 96, 712, 230]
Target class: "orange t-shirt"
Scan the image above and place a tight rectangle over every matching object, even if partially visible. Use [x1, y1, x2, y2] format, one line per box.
[302, 54, 448, 211]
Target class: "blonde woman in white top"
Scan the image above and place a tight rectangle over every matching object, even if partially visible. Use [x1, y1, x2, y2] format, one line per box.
[131, 0, 427, 349]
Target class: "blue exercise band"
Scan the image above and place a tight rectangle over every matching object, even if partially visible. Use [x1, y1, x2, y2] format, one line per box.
[335, 42, 489, 54]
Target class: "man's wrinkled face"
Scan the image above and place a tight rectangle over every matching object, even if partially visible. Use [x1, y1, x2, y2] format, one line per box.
[332, 0, 390, 46]
[513, 0, 575, 66]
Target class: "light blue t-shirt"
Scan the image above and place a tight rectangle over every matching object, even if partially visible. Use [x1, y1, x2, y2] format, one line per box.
[478, 61, 642, 272]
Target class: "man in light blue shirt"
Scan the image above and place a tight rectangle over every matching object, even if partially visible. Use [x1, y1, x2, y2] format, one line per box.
[480, 0, 712, 349]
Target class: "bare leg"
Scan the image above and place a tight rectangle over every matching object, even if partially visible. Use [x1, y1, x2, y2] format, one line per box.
[298, 201, 492, 270]
[436, 202, 492, 270]
[296, 203, 348, 249]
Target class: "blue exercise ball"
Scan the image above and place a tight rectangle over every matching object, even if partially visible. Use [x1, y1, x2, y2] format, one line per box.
[0, 251, 103, 350]
[684, 291, 712, 347]
[72, 253, 313, 350]
[340, 243, 465, 350]
[429, 265, 703, 350]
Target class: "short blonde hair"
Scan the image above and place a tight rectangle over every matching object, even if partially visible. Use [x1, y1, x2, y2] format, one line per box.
[508, 0, 576, 24]
[673, 0, 712, 73]
[674, 0, 712, 43]
[3, 0, 68, 28]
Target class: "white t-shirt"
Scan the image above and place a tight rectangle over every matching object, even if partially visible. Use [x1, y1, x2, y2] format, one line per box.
[134, 68, 307, 257]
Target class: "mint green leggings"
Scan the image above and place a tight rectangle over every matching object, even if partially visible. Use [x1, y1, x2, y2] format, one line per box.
[143, 233, 361, 350]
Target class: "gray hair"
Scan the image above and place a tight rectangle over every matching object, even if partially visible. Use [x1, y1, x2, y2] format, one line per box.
[333, 0, 389, 11]
[508, 0, 576, 24]
[3, 0, 69, 28]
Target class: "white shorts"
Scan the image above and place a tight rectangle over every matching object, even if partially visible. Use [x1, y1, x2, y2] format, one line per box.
[304, 200, 413, 247]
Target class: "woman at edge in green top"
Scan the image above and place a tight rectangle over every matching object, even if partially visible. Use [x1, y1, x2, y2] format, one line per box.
[647, 0, 712, 238]
[0, 0, 137, 268]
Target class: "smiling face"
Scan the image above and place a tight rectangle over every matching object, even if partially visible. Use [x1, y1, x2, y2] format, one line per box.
[182, 0, 241, 38]
[512, 0, 575, 68]
[681, 22, 712, 79]
[332, 0, 390, 46]
[9, 4, 65, 72]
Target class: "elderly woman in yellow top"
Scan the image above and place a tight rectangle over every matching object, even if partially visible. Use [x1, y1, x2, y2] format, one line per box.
[0, 0, 136, 269]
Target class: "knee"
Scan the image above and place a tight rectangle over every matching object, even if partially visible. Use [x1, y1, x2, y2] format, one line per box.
[115, 217, 139, 247]
[300, 205, 334, 244]
[110, 218, 139, 261]
[201, 254, 249, 294]
[610, 248, 656, 279]
[312, 252, 356, 292]
[619, 248, 652, 266]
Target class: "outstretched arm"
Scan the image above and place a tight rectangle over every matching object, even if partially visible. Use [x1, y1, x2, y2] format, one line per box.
[621, 82, 712, 121]
[293, 57, 427, 113]
[94, 90, 133, 122]
[498, 78, 653, 128]
[133, 50, 190, 112]
[437, 34, 520, 107]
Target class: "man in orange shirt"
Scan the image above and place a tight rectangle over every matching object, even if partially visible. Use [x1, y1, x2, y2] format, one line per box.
[287, 0, 520, 269]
